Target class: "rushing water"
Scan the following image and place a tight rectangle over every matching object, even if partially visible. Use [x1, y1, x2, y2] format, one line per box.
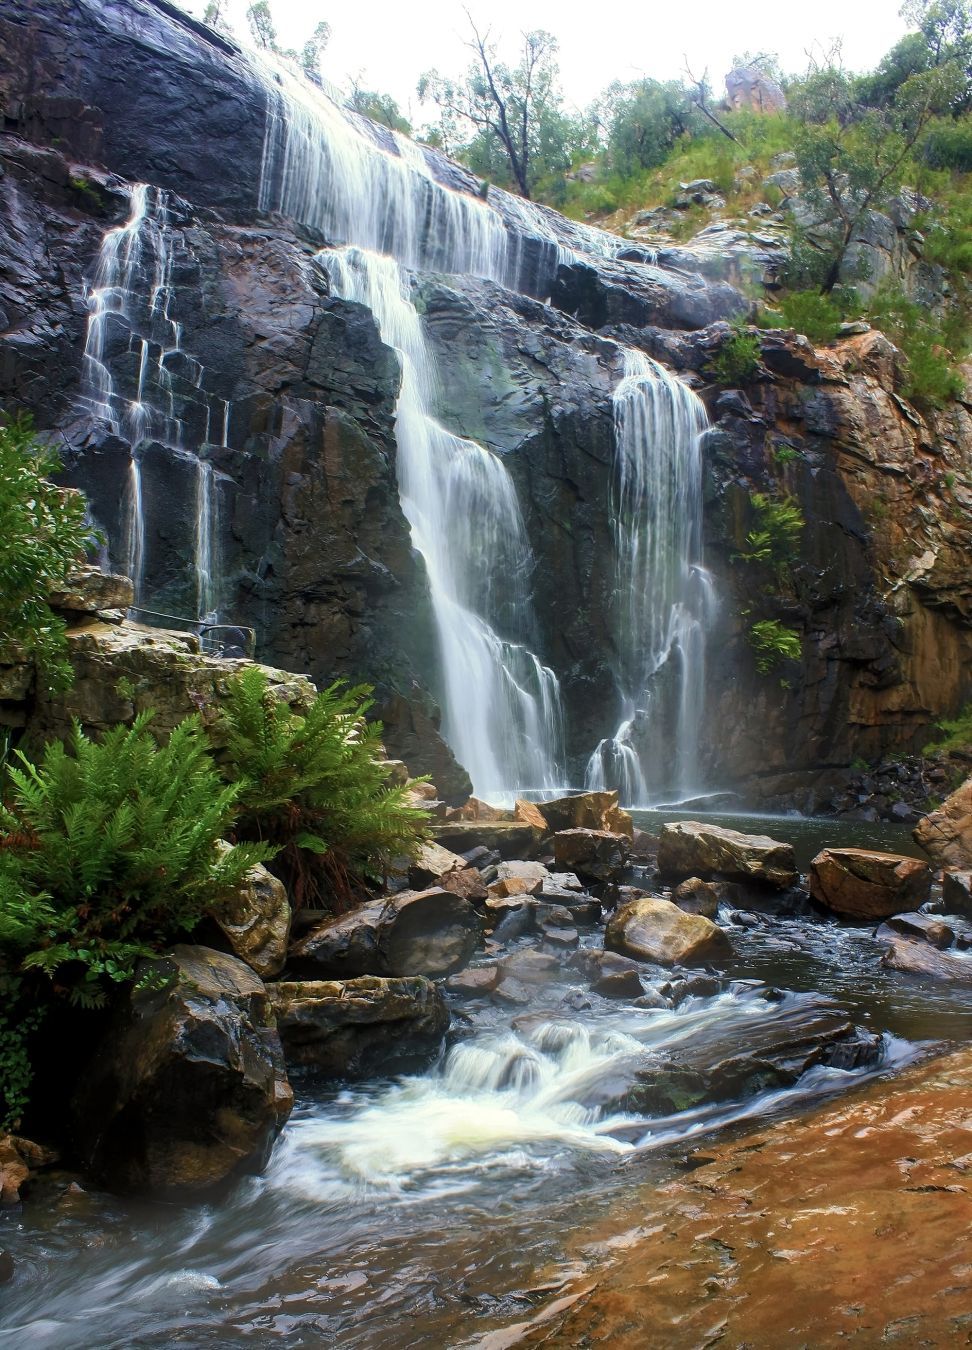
[586, 351, 712, 806]
[320, 246, 564, 800]
[4, 817, 972, 1347]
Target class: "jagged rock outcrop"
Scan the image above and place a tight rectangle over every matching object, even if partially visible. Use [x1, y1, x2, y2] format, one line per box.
[808, 847, 932, 919]
[2, 0, 971, 807]
[914, 777, 972, 868]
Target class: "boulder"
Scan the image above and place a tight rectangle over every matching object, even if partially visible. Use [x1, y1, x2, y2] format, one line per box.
[438, 866, 489, 904]
[212, 850, 291, 979]
[430, 821, 542, 859]
[408, 840, 468, 888]
[881, 937, 972, 984]
[809, 848, 932, 919]
[606, 897, 732, 967]
[0, 1135, 57, 1206]
[514, 798, 548, 830]
[266, 976, 449, 1076]
[48, 566, 134, 614]
[499, 950, 561, 985]
[878, 912, 954, 950]
[489, 860, 549, 897]
[671, 876, 723, 920]
[658, 821, 797, 889]
[534, 791, 634, 840]
[943, 871, 972, 919]
[445, 965, 500, 996]
[289, 887, 482, 978]
[73, 946, 293, 1197]
[447, 797, 513, 823]
[914, 779, 972, 869]
[553, 828, 630, 881]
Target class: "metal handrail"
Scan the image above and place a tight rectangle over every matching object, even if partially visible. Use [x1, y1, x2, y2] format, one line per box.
[126, 606, 255, 658]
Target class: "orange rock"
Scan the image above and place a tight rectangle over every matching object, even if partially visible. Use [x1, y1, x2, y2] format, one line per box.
[809, 846, 932, 918]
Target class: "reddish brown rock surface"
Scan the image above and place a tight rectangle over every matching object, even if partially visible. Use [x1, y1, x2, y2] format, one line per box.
[809, 846, 932, 918]
[915, 777, 972, 869]
[499, 1048, 972, 1349]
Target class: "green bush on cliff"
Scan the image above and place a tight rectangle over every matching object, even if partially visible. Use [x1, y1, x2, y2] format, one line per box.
[216, 667, 431, 909]
[712, 327, 762, 385]
[748, 619, 802, 673]
[923, 702, 972, 755]
[739, 491, 804, 573]
[0, 414, 99, 691]
[777, 291, 843, 345]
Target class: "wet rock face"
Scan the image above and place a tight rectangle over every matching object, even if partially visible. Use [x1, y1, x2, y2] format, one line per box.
[657, 821, 797, 889]
[289, 888, 483, 979]
[606, 897, 732, 967]
[73, 946, 293, 1198]
[212, 852, 291, 980]
[809, 847, 932, 919]
[552, 828, 630, 882]
[914, 778, 972, 869]
[267, 976, 450, 1077]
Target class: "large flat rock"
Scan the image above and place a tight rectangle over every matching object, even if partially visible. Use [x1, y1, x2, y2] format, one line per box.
[657, 821, 797, 889]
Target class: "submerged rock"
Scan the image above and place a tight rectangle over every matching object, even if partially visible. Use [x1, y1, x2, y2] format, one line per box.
[657, 821, 797, 889]
[914, 778, 972, 869]
[606, 897, 732, 967]
[267, 976, 449, 1076]
[290, 888, 483, 978]
[880, 936, 972, 983]
[809, 847, 931, 919]
[73, 946, 293, 1197]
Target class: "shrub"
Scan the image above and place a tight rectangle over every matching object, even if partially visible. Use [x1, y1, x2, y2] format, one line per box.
[216, 667, 431, 909]
[777, 290, 843, 344]
[0, 713, 265, 1127]
[923, 703, 972, 755]
[919, 119, 972, 171]
[738, 491, 804, 572]
[748, 619, 802, 673]
[0, 414, 99, 690]
[867, 287, 965, 408]
[712, 327, 761, 385]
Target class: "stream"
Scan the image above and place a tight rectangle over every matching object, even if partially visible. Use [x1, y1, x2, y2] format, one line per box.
[3, 815, 971, 1348]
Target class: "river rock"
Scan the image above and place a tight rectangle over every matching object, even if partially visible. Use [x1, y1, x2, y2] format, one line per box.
[881, 936, 972, 984]
[671, 876, 723, 919]
[553, 828, 630, 881]
[489, 860, 549, 897]
[943, 870, 972, 918]
[212, 851, 291, 979]
[914, 778, 972, 868]
[514, 798, 548, 830]
[408, 840, 468, 888]
[606, 897, 732, 967]
[879, 911, 955, 949]
[438, 866, 489, 904]
[809, 848, 932, 919]
[499, 950, 561, 985]
[0, 1135, 57, 1206]
[266, 976, 449, 1076]
[290, 887, 483, 978]
[446, 965, 500, 996]
[534, 791, 634, 840]
[73, 946, 293, 1197]
[430, 821, 542, 859]
[657, 822, 797, 889]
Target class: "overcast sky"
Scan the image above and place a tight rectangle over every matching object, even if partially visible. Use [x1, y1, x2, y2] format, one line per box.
[178, 0, 909, 123]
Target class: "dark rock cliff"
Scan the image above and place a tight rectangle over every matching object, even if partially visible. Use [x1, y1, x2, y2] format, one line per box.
[2, 0, 971, 809]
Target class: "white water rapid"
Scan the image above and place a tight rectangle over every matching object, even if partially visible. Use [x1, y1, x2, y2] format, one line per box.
[586, 350, 714, 805]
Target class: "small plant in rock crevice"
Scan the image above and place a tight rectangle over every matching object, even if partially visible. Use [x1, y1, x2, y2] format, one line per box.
[748, 618, 803, 673]
[712, 326, 762, 385]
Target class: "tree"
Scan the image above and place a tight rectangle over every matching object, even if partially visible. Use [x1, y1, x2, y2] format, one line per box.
[419, 19, 565, 198]
[605, 78, 697, 174]
[790, 58, 959, 290]
[301, 20, 331, 83]
[347, 80, 412, 133]
[202, 0, 228, 30]
[0, 415, 97, 692]
[246, 1, 277, 51]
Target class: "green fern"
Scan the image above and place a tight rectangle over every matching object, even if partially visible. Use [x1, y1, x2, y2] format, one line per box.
[216, 667, 431, 908]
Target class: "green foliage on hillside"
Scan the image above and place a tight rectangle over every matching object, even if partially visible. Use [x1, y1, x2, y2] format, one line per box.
[216, 666, 431, 908]
[712, 327, 762, 384]
[0, 415, 99, 691]
[748, 618, 803, 673]
[923, 702, 972, 754]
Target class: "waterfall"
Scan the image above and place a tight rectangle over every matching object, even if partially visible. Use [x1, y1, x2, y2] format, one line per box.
[321, 247, 563, 800]
[79, 184, 223, 619]
[586, 350, 714, 806]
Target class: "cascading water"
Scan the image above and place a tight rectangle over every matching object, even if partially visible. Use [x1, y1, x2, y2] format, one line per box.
[79, 183, 223, 619]
[321, 246, 563, 799]
[586, 350, 714, 806]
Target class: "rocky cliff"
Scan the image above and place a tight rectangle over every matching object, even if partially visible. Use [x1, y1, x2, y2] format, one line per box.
[2, 0, 971, 809]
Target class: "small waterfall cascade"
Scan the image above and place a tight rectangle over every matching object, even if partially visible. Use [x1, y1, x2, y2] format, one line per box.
[586, 350, 713, 805]
[321, 246, 564, 800]
[79, 183, 224, 620]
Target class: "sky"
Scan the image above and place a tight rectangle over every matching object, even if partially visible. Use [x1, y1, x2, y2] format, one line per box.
[178, 0, 910, 124]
